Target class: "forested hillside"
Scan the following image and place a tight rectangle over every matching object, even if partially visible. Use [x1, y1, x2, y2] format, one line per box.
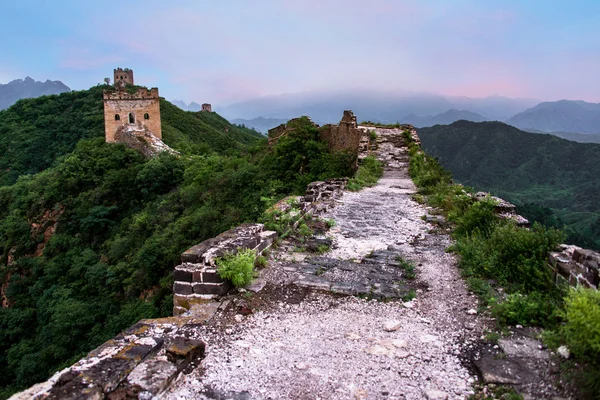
[0, 86, 263, 186]
[419, 120, 600, 249]
[0, 89, 353, 397]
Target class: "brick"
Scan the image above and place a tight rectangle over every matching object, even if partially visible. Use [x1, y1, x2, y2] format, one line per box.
[173, 268, 192, 282]
[201, 271, 224, 283]
[193, 283, 230, 296]
[173, 283, 193, 296]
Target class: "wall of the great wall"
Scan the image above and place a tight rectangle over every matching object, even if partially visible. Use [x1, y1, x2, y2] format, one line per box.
[12, 115, 600, 399]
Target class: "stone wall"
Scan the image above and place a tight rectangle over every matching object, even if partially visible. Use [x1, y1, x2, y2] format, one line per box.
[173, 224, 277, 315]
[10, 316, 208, 400]
[267, 111, 364, 156]
[549, 245, 600, 289]
[103, 88, 162, 142]
[319, 110, 362, 155]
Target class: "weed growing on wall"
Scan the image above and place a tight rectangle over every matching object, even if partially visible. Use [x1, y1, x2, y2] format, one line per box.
[216, 249, 257, 288]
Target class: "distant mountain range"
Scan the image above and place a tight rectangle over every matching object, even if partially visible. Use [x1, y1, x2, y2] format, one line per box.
[216, 90, 539, 124]
[218, 91, 599, 143]
[171, 100, 202, 112]
[401, 109, 490, 127]
[0, 77, 70, 110]
[506, 100, 600, 134]
[230, 117, 288, 134]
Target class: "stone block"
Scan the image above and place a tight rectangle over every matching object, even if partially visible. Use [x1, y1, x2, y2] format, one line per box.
[193, 270, 203, 282]
[173, 268, 192, 283]
[166, 337, 205, 364]
[173, 282, 193, 296]
[201, 270, 223, 283]
[193, 282, 230, 296]
[127, 359, 179, 395]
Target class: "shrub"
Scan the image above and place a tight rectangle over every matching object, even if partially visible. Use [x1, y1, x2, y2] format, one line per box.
[492, 292, 562, 327]
[562, 288, 600, 364]
[451, 197, 499, 238]
[347, 156, 383, 191]
[216, 249, 256, 288]
[453, 222, 564, 294]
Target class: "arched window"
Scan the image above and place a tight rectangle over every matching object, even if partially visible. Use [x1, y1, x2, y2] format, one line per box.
[115, 114, 120, 121]
[144, 113, 150, 120]
[129, 113, 135, 124]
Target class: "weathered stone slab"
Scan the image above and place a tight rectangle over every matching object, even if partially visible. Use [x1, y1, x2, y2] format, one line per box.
[475, 353, 539, 385]
[498, 337, 550, 360]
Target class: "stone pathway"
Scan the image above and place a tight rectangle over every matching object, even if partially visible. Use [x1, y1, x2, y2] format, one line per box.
[165, 128, 487, 399]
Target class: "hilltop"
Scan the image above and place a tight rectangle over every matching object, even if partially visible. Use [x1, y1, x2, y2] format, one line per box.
[0, 77, 70, 111]
[0, 86, 263, 186]
[507, 100, 600, 134]
[419, 120, 600, 249]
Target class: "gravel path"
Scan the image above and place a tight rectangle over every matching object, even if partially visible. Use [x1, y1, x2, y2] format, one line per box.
[165, 128, 486, 400]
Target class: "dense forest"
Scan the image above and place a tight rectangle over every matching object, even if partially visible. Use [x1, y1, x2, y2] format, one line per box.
[0, 88, 355, 397]
[419, 120, 600, 250]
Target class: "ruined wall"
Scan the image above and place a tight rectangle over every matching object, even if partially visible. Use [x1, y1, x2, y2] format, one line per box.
[103, 88, 162, 142]
[267, 111, 363, 156]
[113, 68, 134, 87]
[173, 224, 277, 315]
[549, 245, 599, 289]
[319, 110, 362, 155]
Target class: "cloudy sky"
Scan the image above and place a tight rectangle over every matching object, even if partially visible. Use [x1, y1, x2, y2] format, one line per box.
[2, 0, 599, 105]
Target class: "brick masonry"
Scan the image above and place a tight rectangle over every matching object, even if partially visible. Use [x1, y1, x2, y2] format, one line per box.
[173, 224, 277, 315]
[103, 87, 162, 142]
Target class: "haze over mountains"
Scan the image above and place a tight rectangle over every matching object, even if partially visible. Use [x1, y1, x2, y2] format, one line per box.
[212, 90, 600, 140]
[0, 77, 70, 110]
[171, 100, 202, 112]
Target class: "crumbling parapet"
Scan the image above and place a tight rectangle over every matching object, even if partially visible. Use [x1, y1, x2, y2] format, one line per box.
[319, 110, 362, 155]
[549, 245, 599, 289]
[472, 192, 530, 227]
[267, 111, 364, 156]
[9, 317, 207, 400]
[173, 223, 277, 315]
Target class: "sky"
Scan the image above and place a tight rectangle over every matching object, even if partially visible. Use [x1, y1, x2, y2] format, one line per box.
[1, 0, 599, 105]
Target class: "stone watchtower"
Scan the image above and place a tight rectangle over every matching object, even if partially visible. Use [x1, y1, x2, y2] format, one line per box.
[201, 103, 212, 112]
[103, 68, 162, 142]
[114, 68, 134, 87]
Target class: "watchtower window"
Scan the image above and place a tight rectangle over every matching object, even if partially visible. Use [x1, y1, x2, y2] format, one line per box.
[115, 114, 120, 121]
[144, 113, 150, 120]
[129, 113, 135, 124]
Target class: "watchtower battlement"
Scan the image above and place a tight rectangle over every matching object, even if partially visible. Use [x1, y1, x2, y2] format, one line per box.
[103, 69, 162, 142]
[114, 67, 134, 87]
[103, 87, 159, 101]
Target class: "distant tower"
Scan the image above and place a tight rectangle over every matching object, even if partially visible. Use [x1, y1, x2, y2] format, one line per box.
[201, 103, 212, 112]
[103, 68, 162, 142]
[114, 68, 134, 88]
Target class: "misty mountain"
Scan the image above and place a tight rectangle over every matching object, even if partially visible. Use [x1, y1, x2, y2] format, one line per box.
[526, 129, 600, 144]
[0, 76, 70, 110]
[217, 90, 538, 124]
[447, 95, 539, 121]
[506, 100, 600, 134]
[171, 100, 202, 112]
[230, 117, 288, 134]
[401, 109, 490, 127]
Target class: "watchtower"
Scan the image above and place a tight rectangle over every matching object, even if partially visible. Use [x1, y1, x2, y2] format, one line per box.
[103, 83, 162, 142]
[201, 103, 212, 112]
[114, 68, 134, 87]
